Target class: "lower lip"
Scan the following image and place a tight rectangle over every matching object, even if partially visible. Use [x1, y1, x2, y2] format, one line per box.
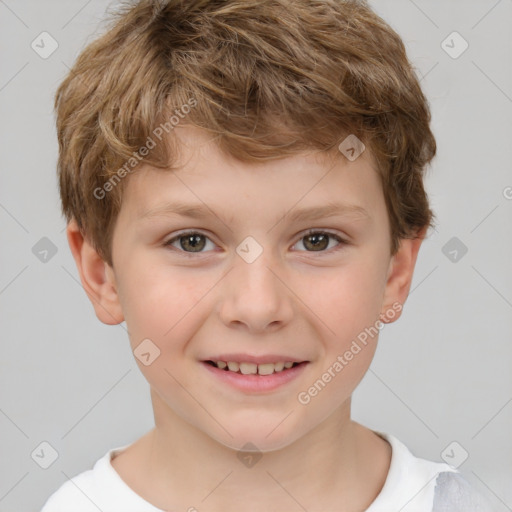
[201, 361, 309, 393]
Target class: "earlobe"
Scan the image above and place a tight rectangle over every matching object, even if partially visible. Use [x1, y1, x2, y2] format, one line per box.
[380, 227, 426, 324]
[66, 219, 124, 325]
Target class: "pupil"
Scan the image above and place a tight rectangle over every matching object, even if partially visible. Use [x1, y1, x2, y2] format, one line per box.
[183, 234, 205, 252]
[306, 233, 328, 251]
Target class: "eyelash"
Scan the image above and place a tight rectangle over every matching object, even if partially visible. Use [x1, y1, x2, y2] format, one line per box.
[163, 229, 348, 257]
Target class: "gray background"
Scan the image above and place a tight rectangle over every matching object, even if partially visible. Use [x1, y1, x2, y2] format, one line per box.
[0, 1, 511, 511]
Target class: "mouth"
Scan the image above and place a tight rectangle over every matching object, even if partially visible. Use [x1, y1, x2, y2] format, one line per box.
[203, 360, 305, 375]
[201, 358, 310, 393]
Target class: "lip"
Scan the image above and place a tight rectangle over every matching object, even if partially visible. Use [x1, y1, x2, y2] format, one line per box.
[201, 360, 309, 393]
[202, 354, 308, 365]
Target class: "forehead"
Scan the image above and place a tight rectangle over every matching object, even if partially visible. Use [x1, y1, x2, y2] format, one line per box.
[121, 125, 385, 224]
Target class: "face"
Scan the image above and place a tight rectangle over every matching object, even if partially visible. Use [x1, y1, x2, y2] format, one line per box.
[99, 126, 410, 452]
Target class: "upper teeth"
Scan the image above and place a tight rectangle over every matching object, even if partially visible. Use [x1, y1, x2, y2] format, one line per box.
[215, 361, 295, 375]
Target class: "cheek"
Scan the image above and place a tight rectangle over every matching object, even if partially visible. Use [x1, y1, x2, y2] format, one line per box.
[117, 260, 213, 350]
[116, 266, 210, 397]
[307, 257, 386, 337]
[296, 262, 384, 410]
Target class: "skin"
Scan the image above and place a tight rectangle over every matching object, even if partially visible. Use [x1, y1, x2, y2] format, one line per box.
[68, 125, 425, 511]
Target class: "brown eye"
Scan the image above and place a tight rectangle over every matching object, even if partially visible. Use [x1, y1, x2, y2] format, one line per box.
[303, 232, 329, 251]
[179, 233, 206, 252]
[164, 230, 347, 257]
[165, 232, 213, 254]
[294, 230, 346, 253]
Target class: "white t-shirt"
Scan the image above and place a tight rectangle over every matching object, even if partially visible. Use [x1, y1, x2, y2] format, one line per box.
[40, 431, 495, 512]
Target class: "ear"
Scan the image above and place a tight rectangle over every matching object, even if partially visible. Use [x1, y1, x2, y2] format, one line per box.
[380, 227, 426, 324]
[66, 219, 124, 325]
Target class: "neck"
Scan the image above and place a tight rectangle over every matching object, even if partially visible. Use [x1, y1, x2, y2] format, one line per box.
[118, 389, 390, 511]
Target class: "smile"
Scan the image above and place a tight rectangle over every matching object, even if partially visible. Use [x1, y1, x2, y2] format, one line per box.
[202, 359, 309, 393]
[205, 360, 300, 375]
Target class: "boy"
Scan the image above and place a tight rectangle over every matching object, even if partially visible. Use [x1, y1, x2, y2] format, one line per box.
[41, 0, 495, 510]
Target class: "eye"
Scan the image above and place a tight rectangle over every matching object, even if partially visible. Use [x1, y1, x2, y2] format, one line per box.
[163, 229, 347, 256]
[164, 231, 215, 255]
[292, 230, 347, 253]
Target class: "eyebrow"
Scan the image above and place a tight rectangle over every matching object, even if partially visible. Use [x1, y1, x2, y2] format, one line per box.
[139, 200, 370, 225]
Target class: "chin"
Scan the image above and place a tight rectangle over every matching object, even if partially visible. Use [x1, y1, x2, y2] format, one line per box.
[207, 420, 303, 454]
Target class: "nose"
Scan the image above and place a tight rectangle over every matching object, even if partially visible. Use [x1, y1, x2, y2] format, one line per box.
[217, 249, 294, 334]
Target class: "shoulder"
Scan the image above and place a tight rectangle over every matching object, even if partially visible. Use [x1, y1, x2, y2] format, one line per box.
[366, 431, 493, 512]
[40, 444, 156, 512]
[40, 461, 105, 512]
[432, 471, 496, 512]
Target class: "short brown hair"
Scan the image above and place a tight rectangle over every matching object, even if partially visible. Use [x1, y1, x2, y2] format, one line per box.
[55, 0, 436, 266]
